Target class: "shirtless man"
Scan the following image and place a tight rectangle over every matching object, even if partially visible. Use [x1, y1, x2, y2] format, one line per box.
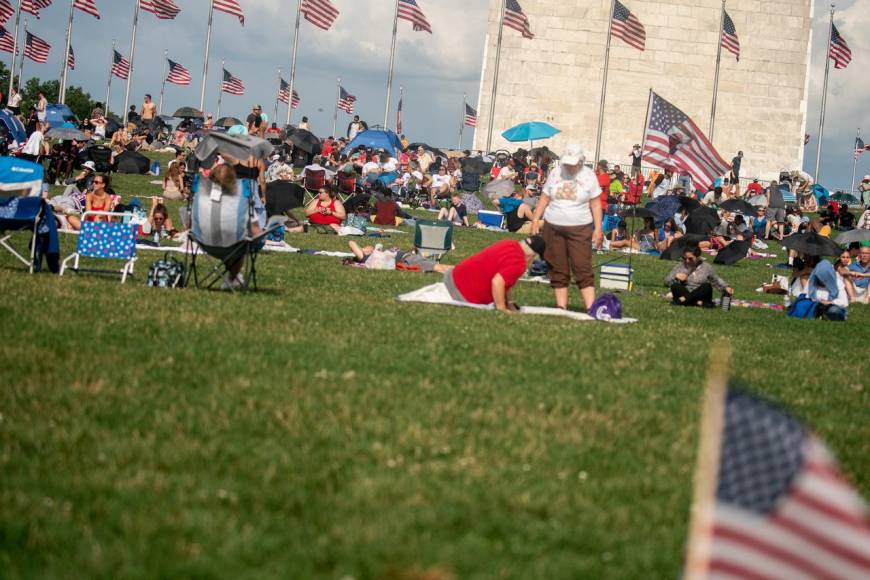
[140, 94, 157, 124]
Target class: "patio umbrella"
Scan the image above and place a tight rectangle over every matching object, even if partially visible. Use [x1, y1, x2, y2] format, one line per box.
[835, 229, 870, 245]
[829, 192, 860, 204]
[215, 116, 243, 129]
[713, 240, 752, 265]
[173, 106, 204, 119]
[660, 234, 708, 261]
[408, 142, 445, 158]
[47, 125, 87, 141]
[501, 121, 560, 144]
[719, 198, 756, 214]
[781, 232, 842, 257]
[285, 127, 321, 155]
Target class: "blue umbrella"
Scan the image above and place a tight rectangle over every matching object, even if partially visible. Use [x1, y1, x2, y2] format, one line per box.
[501, 121, 560, 144]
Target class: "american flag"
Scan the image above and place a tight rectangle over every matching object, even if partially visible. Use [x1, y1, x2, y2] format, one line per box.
[464, 103, 477, 127]
[0, 25, 15, 53]
[140, 0, 181, 20]
[398, 0, 431, 34]
[337, 86, 356, 114]
[278, 78, 299, 108]
[855, 137, 869, 160]
[23, 31, 50, 63]
[691, 388, 870, 580]
[214, 0, 244, 26]
[829, 23, 852, 70]
[21, 0, 52, 18]
[396, 94, 402, 134]
[0, 0, 15, 24]
[504, 0, 533, 39]
[166, 59, 191, 85]
[111, 50, 130, 80]
[721, 9, 739, 61]
[73, 0, 100, 19]
[611, 0, 645, 51]
[642, 91, 730, 192]
[221, 68, 245, 96]
[66, 45, 75, 70]
[300, 0, 339, 31]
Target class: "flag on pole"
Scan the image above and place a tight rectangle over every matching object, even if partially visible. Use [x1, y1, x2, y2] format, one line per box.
[21, 0, 52, 18]
[73, 0, 100, 19]
[66, 45, 75, 70]
[611, 0, 645, 51]
[396, 94, 403, 134]
[300, 0, 339, 31]
[214, 0, 244, 26]
[686, 387, 870, 579]
[140, 0, 181, 20]
[337, 86, 356, 114]
[278, 78, 299, 108]
[166, 59, 191, 85]
[829, 23, 852, 70]
[464, 103, 477, 127]
[23, 31, 50, 63]
[642, 91, 730, 192]
[804, 133, 811, 146]
[221, 68, 245, 96]
[721, 10, 739, 61]
[504, 0, 533, 39]
[0, 25, 15, 53]
[398, 0, 432, 34]
[0, 0, 15, 24]
[855, 137, 869, 160]
[111, 50, 131, 80]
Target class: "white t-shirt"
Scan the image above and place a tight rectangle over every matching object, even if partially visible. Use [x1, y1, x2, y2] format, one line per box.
[432, 174, 451, 189]
[22, 130, 44, 156]
[813, 274, 849, 308]
[362, 161, 380, 176]
[8, 93, 21, 107]
[653, 178, 671, 198]
[541, 164, 599, 226]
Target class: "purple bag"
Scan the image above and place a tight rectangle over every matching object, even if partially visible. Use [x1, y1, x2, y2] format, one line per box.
[590, 293, 623, 320]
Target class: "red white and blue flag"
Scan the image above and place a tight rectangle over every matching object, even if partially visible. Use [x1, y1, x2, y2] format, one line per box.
[0, 25, 15, 53]
[398, 0, 431, 34]
[829, 23, 852, 69]
[337, 86, 356, 114]
[278, 78, 299, 109]
[66, 45, 75, 69]
[0, 0, 15, 24]
[214, 0, 244, 26]
[721, 10, 739, 61]
[23, 30, 50, 63]
[111, 50, 130, 80]
[21, 0, 52, 18]
[300, 0, 339, 31]
[464, 103, 477, 127]
[73, 0, 100, 19]
[166, 59, 191, 85]
[855, 137, 869, 160]
[221, 68, 245, 96]
[611, 0, 645, 51]
[504, 0, 533, 39]
[642, 91, 730, 192]
[140, 0, 181, 20]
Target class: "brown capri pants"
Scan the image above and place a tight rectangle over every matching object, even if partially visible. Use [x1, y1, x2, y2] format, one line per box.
[543, 222, 595, 290]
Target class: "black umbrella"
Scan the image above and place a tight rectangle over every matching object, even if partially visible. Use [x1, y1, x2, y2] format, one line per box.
[714, 240, 751, 265]
[265, 181, 306, 216]
[684, 207, 720, 236]
[461, 156, 488, 174]
[782, 232, 842, 257]
[619, 207, 655, 219]
[719, 198, 756, 214]
[173, 106, 204, 119]
[529, 145, 558, 161]
[285, 127, 321, 155]
[408, 142, 446, 158]
[679, 196, 701, 212]
[104, 117, 120, 138]
[660, 234, 708, 261]
[215, 116, 243, 129]
[835, 229, 870, 244]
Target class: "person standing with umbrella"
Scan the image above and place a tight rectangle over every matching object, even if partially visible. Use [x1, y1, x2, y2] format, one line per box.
[530, 144, 603, 311]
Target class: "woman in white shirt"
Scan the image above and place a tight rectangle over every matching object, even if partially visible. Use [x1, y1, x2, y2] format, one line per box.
[531, 144, 604, 311]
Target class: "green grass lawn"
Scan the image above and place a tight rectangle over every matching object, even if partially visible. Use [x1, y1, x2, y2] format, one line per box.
[1, 154, 868, 579]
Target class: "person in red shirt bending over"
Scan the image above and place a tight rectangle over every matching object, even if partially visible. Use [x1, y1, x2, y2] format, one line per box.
[595, 160, 611, 212]
[443, 236, 546, 311]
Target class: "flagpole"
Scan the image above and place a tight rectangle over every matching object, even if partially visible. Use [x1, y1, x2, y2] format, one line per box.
[8, 0, 22, 98]
[286, 0, 302, 126]
[59, 0, 76, 105]
[199, 0, 215, 113]
[157, 49, 168, 116]
[709, 0, 726, 141]
[851, 128, 860, 196]
[216, 59, 224, 119]
[384, 0, 400, 128]
[628, 88, 655, 288]
[17, 18, 26, 91]
[458, 93, 466, 150]
[594, 0, 617, 164]
[485, 0, 506, 153]
[274, 67, 281, 125]
[122, 0, 140, 123]
[332, 76, 340, 138]
[814, 6, 835, 183]
[105, 40, 115, 117]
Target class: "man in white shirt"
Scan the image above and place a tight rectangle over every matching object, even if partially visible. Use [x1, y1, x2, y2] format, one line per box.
[362, 156, 381, 179]
[36, 92, 47, 123]
[347, 116, 361, 140]
[7, 88, 22, 115]
[652, 170, 672, 198]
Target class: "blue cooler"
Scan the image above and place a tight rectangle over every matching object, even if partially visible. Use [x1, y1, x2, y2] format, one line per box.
[477, 210, 505, 229]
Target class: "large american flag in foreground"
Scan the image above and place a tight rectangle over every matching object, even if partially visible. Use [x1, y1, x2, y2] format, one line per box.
[300, 0, 339, 31]
[140, 0, 181, 20]
[611, 0, 645, 51]
[278, 78, 299, 109]
[337, 86, 356, 114]
[111, 50, 130, 79]
[221, 69, 245, 96]
[23, 31, 50, 63]
[695, 388, 870, 579]
[464, 103, 477, 127]
[166, 59, 191, 85]
[828, 23, 852, 70]
[642, 91, 729, 192]
[721, 10, 739, 61]
[504, 0, 533, 39]
[398, 0, 431, 34]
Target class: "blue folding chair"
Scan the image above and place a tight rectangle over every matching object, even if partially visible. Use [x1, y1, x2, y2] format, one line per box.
[0, 157, 46, 273]
[60, 212, 138, 283]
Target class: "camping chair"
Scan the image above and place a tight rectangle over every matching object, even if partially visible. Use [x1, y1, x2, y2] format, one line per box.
[87, 145, 114, 174]
[60, 212, 138, 283]
[186, 175, 278, 292]
[414, 219, 454, 261]
[0, 157, 47, 273]
[335, 172, 357, 203]
[302, 168, 326, 203]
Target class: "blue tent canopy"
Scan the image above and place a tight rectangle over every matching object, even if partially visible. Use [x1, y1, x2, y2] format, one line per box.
[0, 156, 44, 197]
[343, 129, 403, 157]
[45, 104, 77, 129]
[0, 109, 26, 144]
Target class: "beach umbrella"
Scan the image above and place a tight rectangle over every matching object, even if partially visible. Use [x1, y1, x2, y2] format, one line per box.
[684, 207, 720, 235]
[713, 239, 752, 265]
[501, 121, 560, 144]
[829, 192, 860, 204]
[173, 106, 204, 119]
[47, 125, 87, 141]
[719, 198, 756, 214]
[835, 229, 870, 245]
[781, 232, 842, 257]
[215, 116, 243, 129]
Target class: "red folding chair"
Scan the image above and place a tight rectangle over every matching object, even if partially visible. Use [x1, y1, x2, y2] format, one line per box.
[336, 173, 356, 203]
[302, 169, 326, 203]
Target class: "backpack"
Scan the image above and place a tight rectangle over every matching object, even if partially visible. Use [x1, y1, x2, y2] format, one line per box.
[529, 259, 550, 278]
[786, 295, 819, 319]
[146, 253, 186, 288]
[590, 293, 622, 320]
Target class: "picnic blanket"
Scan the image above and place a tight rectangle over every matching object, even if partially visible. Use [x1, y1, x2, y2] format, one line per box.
[397, 282, 637, 323]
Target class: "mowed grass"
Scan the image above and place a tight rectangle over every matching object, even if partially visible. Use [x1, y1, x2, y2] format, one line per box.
[0, 154, 868, 579]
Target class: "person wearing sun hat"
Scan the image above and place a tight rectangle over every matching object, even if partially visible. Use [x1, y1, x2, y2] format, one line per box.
[531, 143, 603, 311]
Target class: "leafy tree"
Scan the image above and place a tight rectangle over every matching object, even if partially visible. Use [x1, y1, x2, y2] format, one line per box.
[19, 78, 95, 121]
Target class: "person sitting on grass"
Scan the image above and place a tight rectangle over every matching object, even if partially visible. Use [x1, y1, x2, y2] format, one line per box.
[429, 165, 453, 205]
[85, 175, 115, 223]
[604, 219, 632, 250]
[437, 194, 470, 227]
[372, 189, 410, 226]
[347, 241, 451, 273]
[665, 244, 733, 308]
[139, 198, 177, 243]
[807, 258, 849, 319]
[305, 187, 346, 233]
[751, 206, 768, 239]
[493, 190, 534, 233]
[633, 216, 658, 252]
[162, 162, 185, 200]
[656, 217, 683, 252]
[847, 245, 870, 304]
[834, 249, 859, 303]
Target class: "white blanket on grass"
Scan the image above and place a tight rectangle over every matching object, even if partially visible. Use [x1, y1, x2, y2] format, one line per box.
[397, 283, 637, 323]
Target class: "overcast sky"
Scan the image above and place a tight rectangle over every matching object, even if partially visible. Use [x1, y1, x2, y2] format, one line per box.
[11, 0, 868, 189]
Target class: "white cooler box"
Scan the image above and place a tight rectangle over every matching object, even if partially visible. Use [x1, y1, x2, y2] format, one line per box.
[599, 263, 633, 291]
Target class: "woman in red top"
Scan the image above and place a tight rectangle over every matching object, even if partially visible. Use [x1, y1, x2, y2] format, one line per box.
[85, 175, 114, 222]
[305, 187, 346, 233]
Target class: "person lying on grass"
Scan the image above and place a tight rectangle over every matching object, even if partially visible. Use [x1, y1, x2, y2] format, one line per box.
[665, 244, 733, 308]
[347, 241, 450, 273]
[441, 236, 546, 312]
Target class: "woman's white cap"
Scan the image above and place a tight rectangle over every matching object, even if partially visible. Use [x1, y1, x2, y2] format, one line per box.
[561, 144, 585, 166]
